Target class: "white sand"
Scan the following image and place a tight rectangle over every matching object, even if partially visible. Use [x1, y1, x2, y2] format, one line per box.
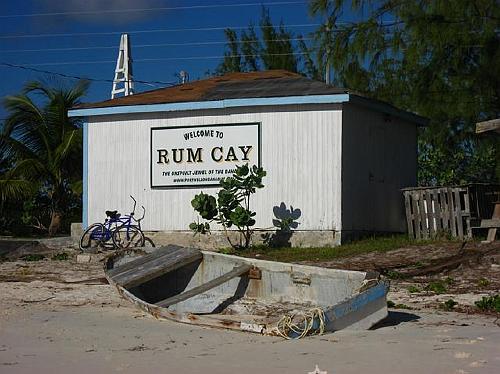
[0, 257, 499, 373]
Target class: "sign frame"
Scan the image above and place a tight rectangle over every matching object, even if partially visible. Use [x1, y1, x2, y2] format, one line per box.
[150, 122, 262, 189]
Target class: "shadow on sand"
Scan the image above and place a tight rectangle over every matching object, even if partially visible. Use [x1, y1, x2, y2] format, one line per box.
[369, 311, 421, 330]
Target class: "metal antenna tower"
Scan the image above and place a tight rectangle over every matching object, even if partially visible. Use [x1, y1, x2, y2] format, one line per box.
[111, 34, 134, 99]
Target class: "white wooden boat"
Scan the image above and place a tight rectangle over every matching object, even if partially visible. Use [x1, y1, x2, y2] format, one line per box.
[104, 245, 389, 337]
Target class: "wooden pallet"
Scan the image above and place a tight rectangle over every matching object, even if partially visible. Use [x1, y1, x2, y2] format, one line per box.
[107, 245, 202, 289]
[403, 187, 471, 240]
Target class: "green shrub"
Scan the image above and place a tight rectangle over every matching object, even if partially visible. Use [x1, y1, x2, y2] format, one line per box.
[386, 270, 405, 279]
[477, 278, 490, 287]
[425, 281, 447, 294]
[51, 252, 69, 261]
[442, 299, 458, 311]
[444, 277, 455, 285]
[407, 285, 421, 293]
[387, 300, 411, 309]
[21, 254, 45, 261]
[475, 295, 500, 312]
[190, 164, 266, 249]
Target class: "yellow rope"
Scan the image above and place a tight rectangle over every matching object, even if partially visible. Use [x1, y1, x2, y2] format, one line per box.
[275, 308, 326, 339]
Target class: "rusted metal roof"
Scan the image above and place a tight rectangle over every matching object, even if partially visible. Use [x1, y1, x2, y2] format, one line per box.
[76, 70, 348, 109]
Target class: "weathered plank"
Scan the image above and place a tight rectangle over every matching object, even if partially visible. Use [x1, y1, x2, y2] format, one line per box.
[110, 247, 202, 289]
[448, 188, 457, 238]
[427, 190, 436, 237]
[483, 203, 500, 243]
[419, 191, 429, 239]
[455, 189, 464, 239]
[107, 245, 183, 278]
[476, 118, 500, 134]
[463, 189, 472, 238]
[440, 188, 449, 231]
[479, 219, 500, 228]
[404, 192, 414, 238]
[155, 264, 252, 308]
[412, 193, 421, 240]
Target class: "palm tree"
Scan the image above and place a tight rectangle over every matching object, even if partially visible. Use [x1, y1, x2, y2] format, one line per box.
[0, 79, 89, 235]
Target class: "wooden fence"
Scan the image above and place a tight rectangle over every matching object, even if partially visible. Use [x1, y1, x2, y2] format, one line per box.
[403, 187, 471, 240]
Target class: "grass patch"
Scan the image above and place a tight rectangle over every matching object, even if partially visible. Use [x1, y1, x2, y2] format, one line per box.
[477, 278, 490, 288]
[51, 252, 69, 261]
[444, 277, 455, 285]
[475, 295, 500, 312]
[407, 285, 421, 293]
[442, 299, 458, 311]
[386, 270, 405, 279]
[424, 281, 447, 294]
[387, 300, 411, 309]
[237, 235, 435, 263]
[21, 254, 45, 261]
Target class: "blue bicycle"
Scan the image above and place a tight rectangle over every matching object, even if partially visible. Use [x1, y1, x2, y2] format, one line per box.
[79, 196, 152, 251]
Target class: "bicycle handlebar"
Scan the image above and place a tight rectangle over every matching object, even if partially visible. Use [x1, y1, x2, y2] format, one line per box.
[130, 195, 137, 215]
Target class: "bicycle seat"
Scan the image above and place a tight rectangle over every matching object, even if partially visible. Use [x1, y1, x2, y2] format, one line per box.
[105, 210, 120, 219]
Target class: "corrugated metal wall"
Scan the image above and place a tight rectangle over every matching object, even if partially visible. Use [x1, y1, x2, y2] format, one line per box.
[87, 104, 343, 231]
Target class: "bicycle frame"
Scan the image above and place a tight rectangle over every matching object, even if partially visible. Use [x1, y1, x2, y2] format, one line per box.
[90, 195, 146, 243]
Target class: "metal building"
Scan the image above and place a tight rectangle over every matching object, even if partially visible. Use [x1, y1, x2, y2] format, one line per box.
[68, 70, 427, 247]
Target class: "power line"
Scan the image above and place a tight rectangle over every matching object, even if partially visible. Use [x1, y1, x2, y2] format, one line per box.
[6, 52, 311, 67]
[0, 23, 321, 39]
[0, 62, 177, 87]
[0, 1, 307, 19]
[0, 38, 314, 54]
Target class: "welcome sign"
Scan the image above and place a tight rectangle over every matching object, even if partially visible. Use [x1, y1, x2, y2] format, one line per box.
[151, 123, 261, 188]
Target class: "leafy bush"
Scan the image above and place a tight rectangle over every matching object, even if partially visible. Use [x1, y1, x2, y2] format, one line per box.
[477, 278, 490, 288]
[442, 299, 458, 311]
[51, 252, 69, 261]
[190, 164, 266, 249]
[387, 300, 411, 309]
[424, 281, 447, 294]
[407, 285, 421, 293]
[475, 295, 500, 313]
[386, 270, 405, 279]
[21, 254, 45, 261]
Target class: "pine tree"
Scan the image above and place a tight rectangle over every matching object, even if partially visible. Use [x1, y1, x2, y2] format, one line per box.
[310, 0, 500, 185]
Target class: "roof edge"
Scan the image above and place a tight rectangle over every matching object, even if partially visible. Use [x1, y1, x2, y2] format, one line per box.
[67, 94, 350, 117]
[349, 95, 429, 126]
[68, 93, 428, 126]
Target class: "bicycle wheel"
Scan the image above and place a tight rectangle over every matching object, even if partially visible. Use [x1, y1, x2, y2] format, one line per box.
[79, 223, 106, 252]
[112, 225, 145, 249]
[143, 237, 156, 248]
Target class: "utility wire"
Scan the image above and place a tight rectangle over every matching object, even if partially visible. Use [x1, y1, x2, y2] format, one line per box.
[0, 1, 308, 19]
[0, 37, 314, 53]
[0, 23, 321, 39]
[0, 62, 177, 87]
[6, 52, 311, 67]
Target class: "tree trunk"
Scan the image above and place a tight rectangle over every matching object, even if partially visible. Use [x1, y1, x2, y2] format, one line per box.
[48, 211, 63, 236]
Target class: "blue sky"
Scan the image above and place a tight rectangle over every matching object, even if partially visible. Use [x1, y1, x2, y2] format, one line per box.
[0, 1, 358, 120]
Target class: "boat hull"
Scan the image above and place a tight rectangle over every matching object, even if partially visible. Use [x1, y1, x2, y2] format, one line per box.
[104, 248, 389, 335]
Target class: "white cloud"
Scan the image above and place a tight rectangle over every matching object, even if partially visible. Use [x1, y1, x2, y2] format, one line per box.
[39, 0, 171, 24]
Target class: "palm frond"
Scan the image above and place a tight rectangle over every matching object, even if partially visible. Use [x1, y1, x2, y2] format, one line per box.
[0, 178, 37, 202]
[8, 158, 49, 182]
[70, 180, 83, 195]
[53, 128, 81, 168]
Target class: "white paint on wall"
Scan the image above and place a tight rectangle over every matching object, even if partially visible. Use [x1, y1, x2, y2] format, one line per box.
[86, 105, 343, 232]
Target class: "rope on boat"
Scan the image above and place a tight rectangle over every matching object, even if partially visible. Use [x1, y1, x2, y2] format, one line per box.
[275, 308, 326, 339]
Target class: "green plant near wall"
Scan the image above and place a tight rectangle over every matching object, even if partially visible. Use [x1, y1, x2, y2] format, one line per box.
[189, 164, 266, 249]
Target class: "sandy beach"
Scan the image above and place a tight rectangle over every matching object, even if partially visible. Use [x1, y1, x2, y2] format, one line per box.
[1, 250, 499, 374]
